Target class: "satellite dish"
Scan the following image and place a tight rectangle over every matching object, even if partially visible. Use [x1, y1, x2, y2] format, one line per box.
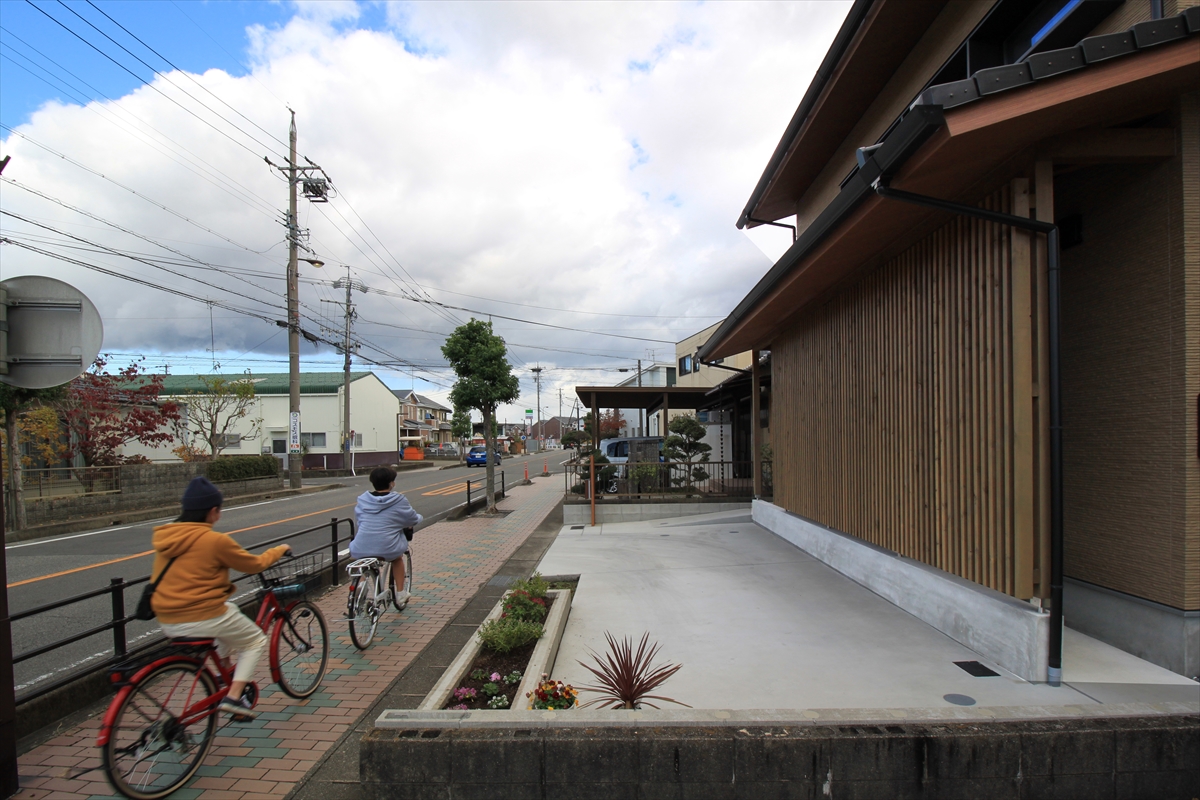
[0, 276, 103, 389]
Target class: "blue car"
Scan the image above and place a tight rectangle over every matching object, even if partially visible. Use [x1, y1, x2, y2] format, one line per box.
[466, 445, 501, 467]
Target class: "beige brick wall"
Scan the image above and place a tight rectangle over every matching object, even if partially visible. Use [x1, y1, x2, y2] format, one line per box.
[1057, 96, 1199, 611]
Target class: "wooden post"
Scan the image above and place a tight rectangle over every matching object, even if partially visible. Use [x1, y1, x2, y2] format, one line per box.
[751, 349, 763, 498]
[1010, 178, 1035, 600]
[589, 453, 596, 527]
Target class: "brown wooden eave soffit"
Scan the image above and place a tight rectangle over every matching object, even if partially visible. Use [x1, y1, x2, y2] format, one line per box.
[740, 0, 948, 229]
[700, 18, 1200, 362]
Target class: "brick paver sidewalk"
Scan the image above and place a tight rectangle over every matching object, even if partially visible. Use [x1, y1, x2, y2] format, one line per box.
[14, 477, 564, 800]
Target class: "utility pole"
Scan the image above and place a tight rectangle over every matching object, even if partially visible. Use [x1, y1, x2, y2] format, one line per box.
[531, 365, 543, 454]
[323, 266, 367, 473]
[267, 111, 329, 489]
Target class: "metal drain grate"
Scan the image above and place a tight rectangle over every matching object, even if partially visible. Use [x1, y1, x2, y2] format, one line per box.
[570, 525, 584, 530]
[487, 575, 518, 587]
[954, 660, 1000, 677]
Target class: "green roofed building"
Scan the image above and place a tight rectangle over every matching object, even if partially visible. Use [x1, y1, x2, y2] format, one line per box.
[123, 371, 404, 471]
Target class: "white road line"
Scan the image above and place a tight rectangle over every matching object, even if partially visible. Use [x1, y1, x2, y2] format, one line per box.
[6, 493, 329, 550]
[15, 629, 160, 692]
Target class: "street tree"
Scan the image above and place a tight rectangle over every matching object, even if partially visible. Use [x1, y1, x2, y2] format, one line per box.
[583, 409, 625, 442]
[173, 374, 263, 459]
[450, 407, 472, 464]
[53, 355, 180, 469]
[0, 385, 65, 530]
[441, 320, 519, 512]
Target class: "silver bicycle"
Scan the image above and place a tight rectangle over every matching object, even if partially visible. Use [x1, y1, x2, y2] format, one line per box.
[345, 531, 413, 650]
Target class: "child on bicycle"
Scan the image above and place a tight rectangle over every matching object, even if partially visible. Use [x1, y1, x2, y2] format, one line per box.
[152, 476, 291, 721]
[350, 466, 422, 606]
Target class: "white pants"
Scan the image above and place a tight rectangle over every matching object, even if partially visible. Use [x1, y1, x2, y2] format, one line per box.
[160, 602, 267, 684]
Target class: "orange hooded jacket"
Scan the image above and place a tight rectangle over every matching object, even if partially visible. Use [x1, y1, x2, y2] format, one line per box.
[150, 522, 288, 624]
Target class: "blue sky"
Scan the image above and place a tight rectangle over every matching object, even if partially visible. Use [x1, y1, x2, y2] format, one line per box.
[2, 2, 294, 128]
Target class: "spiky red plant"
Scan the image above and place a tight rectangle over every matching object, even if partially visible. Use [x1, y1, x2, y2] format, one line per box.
[576, 632, 690, 709]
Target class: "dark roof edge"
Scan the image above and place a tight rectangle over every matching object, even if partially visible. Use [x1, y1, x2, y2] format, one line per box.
[700, 104, 946, 362]
[736, 0, 878, 230]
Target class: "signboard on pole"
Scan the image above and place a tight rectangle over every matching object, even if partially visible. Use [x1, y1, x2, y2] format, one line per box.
[0, 276, 103, 389]
[289, 412, 301, 454]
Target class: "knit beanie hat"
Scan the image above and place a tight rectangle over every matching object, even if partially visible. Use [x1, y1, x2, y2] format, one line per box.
[181, 476, 224, 511]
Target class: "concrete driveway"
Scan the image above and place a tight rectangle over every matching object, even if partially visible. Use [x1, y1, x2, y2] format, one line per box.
[536, 510, 1197, 713]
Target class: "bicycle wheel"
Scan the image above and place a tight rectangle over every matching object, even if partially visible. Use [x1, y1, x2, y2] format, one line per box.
[272, 600, 329, 697]
[102, 660, 217, 800]
[390, 551, 412, 612]
[347, 572, 379, 649]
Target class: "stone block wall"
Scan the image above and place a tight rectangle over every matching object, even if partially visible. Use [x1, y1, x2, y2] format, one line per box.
[23, 462, 282, 526]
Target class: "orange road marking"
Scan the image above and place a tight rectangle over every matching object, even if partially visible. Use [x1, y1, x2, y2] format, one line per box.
[7, 503, 352, 589]
[422, 483, 466, 496]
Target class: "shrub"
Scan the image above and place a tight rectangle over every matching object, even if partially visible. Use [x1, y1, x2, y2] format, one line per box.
[502, 589, 547, 623]
[510, 572, 549, 600]
[205, 454, 280, 482]
[477, 618, 543, 654]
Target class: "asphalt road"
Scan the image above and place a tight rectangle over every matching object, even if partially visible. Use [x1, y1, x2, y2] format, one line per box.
[5, 450, 572, 699]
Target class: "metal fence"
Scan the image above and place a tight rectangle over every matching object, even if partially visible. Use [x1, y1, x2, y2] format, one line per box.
[466, 470, 505, 508]
[20, 466, 121, 498]
[11, 516, 355, 706]
[563, 460, 772, 500]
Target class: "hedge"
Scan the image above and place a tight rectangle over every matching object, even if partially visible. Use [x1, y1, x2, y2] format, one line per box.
[205, 454, 280, 482]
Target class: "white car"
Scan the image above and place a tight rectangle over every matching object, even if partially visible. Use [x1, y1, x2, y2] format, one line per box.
[597, 437, 664, 464]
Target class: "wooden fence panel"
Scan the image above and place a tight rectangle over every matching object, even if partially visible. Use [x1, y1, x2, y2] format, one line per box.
[772, 185, 1037, 597]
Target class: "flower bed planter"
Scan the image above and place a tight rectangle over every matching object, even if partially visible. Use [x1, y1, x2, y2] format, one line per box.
[418, 587, 572, 711]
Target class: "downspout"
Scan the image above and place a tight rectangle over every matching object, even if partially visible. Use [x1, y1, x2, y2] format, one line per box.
[870, 176, 1065, 687]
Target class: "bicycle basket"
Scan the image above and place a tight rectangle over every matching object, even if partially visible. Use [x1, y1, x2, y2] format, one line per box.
[258, 552, 326, 599]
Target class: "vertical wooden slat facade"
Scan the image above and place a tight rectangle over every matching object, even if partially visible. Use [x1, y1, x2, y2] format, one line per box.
[772, 185, 1041, 598]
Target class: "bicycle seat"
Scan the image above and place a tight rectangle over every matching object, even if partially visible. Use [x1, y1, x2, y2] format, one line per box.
[169, 637, 216, 648]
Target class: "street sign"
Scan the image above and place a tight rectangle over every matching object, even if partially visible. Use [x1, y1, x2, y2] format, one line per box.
[289, 412, 301, 454]
[0, 276, 102, 389]
[525, 409, 533, 416]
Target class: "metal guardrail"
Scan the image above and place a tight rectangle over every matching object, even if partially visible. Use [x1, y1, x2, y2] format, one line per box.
[11, 516, 356, 705]
[21, 466, 121, 498]
[465, 469, 505, 508]
[563, 460, 771, 500]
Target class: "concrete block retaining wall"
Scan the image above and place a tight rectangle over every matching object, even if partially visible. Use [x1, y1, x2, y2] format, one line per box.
[564, 501, 751, 525]
[753, 500, 1050, 683]
[361, 714, 1199, 799]
[23, 462, 282, 526]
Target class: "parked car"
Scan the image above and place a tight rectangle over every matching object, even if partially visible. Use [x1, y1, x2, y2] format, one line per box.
[466, 445, 502, 467]
[424, 443, 460, 457]
[597, 437, 664, 464]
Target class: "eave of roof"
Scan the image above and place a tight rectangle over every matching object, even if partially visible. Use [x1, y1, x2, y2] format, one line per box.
[574, 385, 715, 412]
[739, 0, 950, 229]
[157, 371, 374, 395]
[703, 14, 1200, 361]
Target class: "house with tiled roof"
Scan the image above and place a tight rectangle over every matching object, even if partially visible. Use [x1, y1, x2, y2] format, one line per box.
[392, 389, 454, 446]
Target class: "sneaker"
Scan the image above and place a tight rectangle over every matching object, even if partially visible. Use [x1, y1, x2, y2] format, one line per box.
[395, 590, 411, 607]
[219, 693, 258, 722]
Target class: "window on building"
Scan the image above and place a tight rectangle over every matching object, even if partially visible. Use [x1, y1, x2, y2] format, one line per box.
[216, 433, 241, 449]
[300, 432, 326, 448]
[678, 355, 693, 375]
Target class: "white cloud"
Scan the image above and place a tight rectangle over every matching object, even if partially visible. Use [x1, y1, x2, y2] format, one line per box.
[0, 0, 849, 419]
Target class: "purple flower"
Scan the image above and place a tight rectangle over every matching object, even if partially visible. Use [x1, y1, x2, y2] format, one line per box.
[490, 672, 502, 682]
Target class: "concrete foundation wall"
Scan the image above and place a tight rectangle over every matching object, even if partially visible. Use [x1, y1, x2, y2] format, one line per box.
[23, 463, 282, 526]
[362, 714, 1199, 800]
[1065, 577, 1200, 681]
[753, 500, 1050, 683]
[563, 502, 751, 525]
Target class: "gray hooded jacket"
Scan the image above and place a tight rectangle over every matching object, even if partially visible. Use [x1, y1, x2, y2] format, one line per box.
[350, 491, 422, 561]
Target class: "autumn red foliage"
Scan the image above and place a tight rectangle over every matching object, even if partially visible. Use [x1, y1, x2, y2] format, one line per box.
[54, 356, 180, 467]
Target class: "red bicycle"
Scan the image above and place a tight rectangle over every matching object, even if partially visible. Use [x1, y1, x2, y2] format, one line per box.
[97, 554, 330, 799]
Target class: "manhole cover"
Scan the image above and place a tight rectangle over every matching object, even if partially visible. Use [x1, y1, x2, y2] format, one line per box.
[943, 693, 976, 706]
[954, 660, 1000, 677]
